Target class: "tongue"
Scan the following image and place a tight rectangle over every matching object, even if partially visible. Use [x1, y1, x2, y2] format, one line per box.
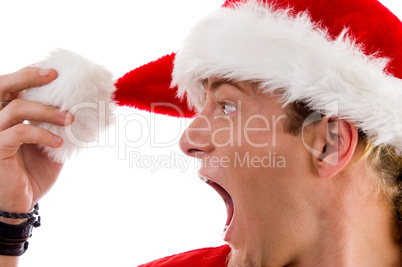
[224, 195, 234, 227]
[206, 180, 234, 227]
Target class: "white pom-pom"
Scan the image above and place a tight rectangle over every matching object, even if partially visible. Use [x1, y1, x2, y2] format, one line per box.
[20, 49, 115, 162]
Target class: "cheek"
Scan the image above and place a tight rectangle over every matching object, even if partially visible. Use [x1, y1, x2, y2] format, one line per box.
[212, 114, 292, 182]
[210, 118, 275, 148]
[221, 134, 304, 213]
[240, 112, 286, 150]
[209, 117, 237, 147]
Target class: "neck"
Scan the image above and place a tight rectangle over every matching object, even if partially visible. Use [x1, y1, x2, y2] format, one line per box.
[293, 174, 402, 267]
[299, 214, 401, 266]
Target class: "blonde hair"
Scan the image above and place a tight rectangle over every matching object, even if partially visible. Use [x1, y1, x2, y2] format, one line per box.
[357, 139, 402, 242]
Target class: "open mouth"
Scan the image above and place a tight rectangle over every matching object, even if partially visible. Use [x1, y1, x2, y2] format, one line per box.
[199, 175, 234, 231]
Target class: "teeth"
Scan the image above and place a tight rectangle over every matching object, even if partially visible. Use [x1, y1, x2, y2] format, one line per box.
[200, 176, 209, 183]
[222, 226, 229, 239]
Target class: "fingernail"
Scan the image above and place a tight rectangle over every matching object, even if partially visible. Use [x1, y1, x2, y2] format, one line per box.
[54, 135, 63, 144]
[60, 111, 73, 122]
[39, 69, 52, 76]
[60, 111, 69, 118]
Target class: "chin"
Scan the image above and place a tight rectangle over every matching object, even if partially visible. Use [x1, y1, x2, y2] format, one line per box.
[227, 248, 259, 267]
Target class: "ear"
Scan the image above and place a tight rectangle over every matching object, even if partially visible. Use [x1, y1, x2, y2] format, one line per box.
[309, 117, 359, 178]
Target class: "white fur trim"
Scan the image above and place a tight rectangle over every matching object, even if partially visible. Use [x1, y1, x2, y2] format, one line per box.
[20, 49, 115, 162]
[172, 1, 402, 154]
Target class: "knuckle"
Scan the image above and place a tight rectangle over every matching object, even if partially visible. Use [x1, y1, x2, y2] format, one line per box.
[12, 124, 28, 137]
[36, 127, 48, 141]
[21, 67, 43, 88]
[0, 100, 26, 125]
[19, 67, 34, 79]
[8, 99, 24, 111]
[0, 76, 11, 97]
[0, 75, 6, 89]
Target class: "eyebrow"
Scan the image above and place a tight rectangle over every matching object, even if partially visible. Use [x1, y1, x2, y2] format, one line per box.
[209, 80, 249, 95]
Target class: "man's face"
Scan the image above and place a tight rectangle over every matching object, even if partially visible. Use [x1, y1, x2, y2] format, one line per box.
[180, 79, 316, 265]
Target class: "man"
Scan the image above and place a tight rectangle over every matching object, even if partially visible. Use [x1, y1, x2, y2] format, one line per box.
[0, 0, 401, 266]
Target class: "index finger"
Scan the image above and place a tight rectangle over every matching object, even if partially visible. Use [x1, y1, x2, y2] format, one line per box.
[0, 67, 58, 100]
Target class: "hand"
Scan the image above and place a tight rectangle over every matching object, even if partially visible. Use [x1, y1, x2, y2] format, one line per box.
[0, 67, 74, 223]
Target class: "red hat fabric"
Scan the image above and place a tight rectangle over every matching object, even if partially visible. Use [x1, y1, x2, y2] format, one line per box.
[222, 0, 402, 79]
[113, 53, 195, 118]
[114, 0, 402, 153]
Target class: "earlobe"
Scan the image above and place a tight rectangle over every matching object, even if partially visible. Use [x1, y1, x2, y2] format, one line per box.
[312, 118, 358, 179]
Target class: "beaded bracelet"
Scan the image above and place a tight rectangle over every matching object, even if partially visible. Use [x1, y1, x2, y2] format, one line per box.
[0, 203, 40, 222]
[0, 203, 41, 256]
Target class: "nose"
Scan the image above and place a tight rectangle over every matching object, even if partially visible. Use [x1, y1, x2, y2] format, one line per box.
[179, 113, 215, 158]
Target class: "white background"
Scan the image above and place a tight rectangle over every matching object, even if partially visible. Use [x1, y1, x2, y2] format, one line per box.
[0, 1, 400, 266]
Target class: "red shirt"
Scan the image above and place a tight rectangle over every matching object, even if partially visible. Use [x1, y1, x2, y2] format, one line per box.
[138, 245, 231, 267]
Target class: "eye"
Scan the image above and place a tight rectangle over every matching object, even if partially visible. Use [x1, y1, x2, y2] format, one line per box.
[221, 102, 237, 115]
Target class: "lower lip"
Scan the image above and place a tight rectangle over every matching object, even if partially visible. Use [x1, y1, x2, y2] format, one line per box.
[222, 200, 234, 241]
[222, 215, 234, 241]
[223, 226, 229, 241]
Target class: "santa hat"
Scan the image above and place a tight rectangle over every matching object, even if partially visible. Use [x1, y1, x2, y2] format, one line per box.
[113, 0, 402, 154]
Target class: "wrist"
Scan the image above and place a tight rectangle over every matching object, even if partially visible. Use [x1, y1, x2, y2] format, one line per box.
[0, 204, 41, 257]
[0, 218, 34, 256]
[0, 204, 39, 222]
[0, 254, 19, 267]
[0, 218, 28, 226]
[0, 204, 34, 223]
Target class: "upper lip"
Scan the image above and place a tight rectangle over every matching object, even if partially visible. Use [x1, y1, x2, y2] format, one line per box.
[198, 172, 234, 228]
